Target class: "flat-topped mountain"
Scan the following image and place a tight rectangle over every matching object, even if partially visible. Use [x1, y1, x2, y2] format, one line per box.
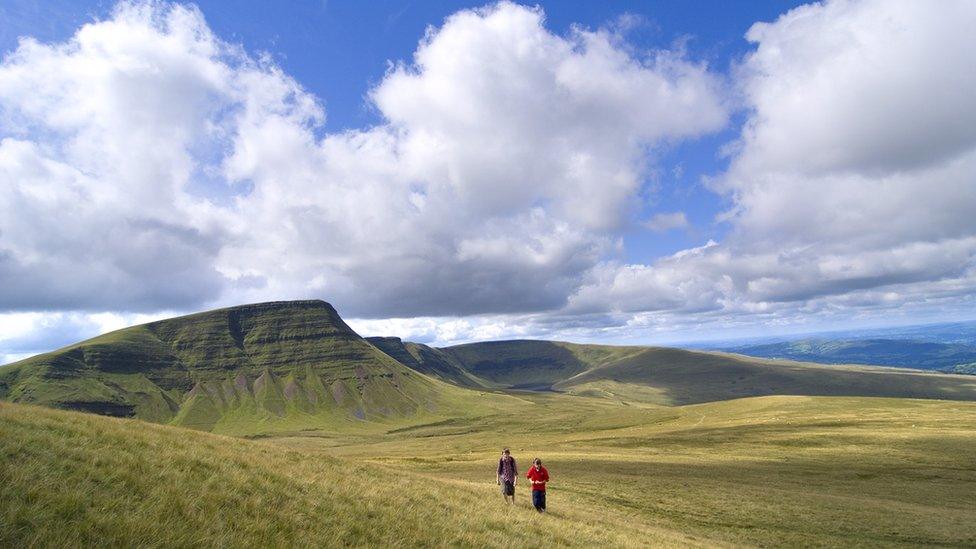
[5, 301, 976, 433]
[0, 300, 474, 434]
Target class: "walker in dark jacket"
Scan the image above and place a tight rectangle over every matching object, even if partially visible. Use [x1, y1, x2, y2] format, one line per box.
[496, 449, 518, 504]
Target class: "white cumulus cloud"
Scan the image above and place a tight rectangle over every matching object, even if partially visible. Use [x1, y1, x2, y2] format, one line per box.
[567, 0, 976, 337]
[0, 0, 729, 324]
[3, 0, 974, 353]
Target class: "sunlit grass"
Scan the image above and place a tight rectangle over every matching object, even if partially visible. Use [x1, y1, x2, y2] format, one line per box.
[4, 394, 975, 547]
[0, 401, 695, 547]
[278, 395, 976, 547]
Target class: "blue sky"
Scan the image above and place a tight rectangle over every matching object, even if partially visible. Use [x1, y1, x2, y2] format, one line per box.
[0, 0, 974, 359]
[0, 0, 796, 262]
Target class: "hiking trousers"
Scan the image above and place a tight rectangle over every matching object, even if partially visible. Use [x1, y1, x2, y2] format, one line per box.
[532, 490, 546, 512]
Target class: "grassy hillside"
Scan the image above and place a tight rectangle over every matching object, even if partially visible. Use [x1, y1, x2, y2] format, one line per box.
[435, 340, 976, 406]
[366, 337, 496, 388]
[6, 301, 976, 438]
[441, 340, 643, 389]
[6, 395, 975, 547]
[278, 394, 976, 547]
[0, 301, 505, 435]
[554, 347, 976, 405]
[0, 401, 698, 547]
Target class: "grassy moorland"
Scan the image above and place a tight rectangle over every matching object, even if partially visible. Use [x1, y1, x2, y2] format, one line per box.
[435, 340, 976, 405]
[0, 301, 514, 435]
[0, 401, 696, 547]
[276, 394, 976, 547]
[4, 301, 976, 546]
[4, 393, 975, 547]
[5, 300, 976, 439]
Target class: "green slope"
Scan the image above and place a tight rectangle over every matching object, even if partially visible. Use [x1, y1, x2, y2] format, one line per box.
[6, 395, 975, 547]
[7, 303, 976, 435]
[366, 336, 496, 388]
[0, 301, 498, 435]
[441, 339, 642, 389]
[303, 394, 976, 547]
[433, 340, 976, 405]
[555, 347, 976, 405]
[0, 401, 692, 547]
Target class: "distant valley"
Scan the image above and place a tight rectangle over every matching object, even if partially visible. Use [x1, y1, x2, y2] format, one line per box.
[710, 321, 976, 374]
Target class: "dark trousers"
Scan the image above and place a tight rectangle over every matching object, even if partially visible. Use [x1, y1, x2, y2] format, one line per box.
[532, 490, 546, 511]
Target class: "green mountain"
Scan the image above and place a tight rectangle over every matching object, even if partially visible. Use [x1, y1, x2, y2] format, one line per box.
[438, 340, 640, 389]
[429, 340, 976, 406]
[365, 337, 496, 388]
[6, 303, 976, 431]
[0, 300, 481, 435]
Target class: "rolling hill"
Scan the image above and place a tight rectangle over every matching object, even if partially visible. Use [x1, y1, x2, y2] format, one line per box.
[0, 300, 498, 435]
[425, 340, 976, 406]
[5, 301, 976, 432]
[437, 340, 641, 390]
[365, 337, 496, 388]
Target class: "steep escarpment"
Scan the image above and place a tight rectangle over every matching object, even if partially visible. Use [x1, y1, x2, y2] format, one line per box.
[0, 301, 460, 433]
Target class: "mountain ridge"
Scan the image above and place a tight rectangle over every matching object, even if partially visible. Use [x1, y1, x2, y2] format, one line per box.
[6, 300, 976, 430]
[373, 338, 976, 405]
[0, 300, 479, 434]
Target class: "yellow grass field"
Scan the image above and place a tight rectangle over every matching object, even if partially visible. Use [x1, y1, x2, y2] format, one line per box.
[4, 393, 975, 547]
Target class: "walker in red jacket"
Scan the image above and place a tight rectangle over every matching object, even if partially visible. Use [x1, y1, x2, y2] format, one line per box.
[526, 458, 549, 512]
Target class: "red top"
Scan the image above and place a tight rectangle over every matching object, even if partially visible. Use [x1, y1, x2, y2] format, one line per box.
[526, 465, 549, 491]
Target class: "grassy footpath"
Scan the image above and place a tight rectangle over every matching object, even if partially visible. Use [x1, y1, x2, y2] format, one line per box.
[0, 401, 698, 547]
